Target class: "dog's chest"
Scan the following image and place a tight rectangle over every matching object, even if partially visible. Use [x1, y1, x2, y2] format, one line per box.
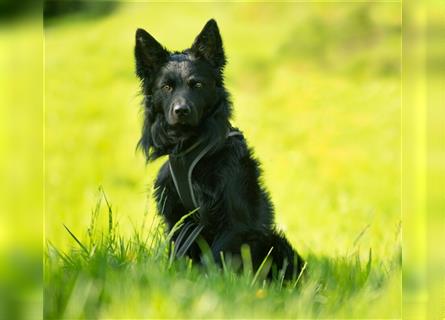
[168, 131, 241, 214]
[168, 140, 217, 213]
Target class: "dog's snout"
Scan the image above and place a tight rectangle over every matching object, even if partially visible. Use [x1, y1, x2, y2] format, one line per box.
[167, 98, 197, 126]
[173, 103, 191, 117]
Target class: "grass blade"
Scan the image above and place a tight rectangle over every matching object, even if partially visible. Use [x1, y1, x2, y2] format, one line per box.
[241, 244, 253, 277]
[292, 261, 308, 289]
[165, 208, 199, 243]
[220, 251, 228, 275]
[63, 224, 89, 255]
[251, 247, 274, 286]
[352, 224, 371, 248]
[155, 208, 199, 259]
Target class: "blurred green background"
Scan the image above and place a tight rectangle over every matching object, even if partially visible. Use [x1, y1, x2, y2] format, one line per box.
[1, 1, 443, 319]
[0, 0, 411, 318]
[45, 2, 401, 256]
[42, 2, 404, 317]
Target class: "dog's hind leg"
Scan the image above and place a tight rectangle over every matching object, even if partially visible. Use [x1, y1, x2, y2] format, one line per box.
[210, 228, 304, 281]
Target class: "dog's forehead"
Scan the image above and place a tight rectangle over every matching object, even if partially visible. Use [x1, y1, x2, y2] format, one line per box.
[160, 53, 211, 79]
[170, 53, 190, 62]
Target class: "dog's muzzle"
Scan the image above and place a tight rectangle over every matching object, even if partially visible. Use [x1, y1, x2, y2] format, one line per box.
[169, 100, 198, 126]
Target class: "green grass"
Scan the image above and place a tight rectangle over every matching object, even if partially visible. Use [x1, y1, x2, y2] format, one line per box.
[44, 2, 402, 318]
[45, 189, 400, 319]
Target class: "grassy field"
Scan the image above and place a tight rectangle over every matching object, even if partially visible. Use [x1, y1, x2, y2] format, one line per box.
[44, 2, 402, 318]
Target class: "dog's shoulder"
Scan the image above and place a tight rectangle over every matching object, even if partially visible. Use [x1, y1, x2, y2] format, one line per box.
[154, 160, 171, 184]
[206, 131, 261, 174]
[217, 131, 248, 160]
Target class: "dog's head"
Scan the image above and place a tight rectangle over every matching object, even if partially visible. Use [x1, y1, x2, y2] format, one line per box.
[135, 19, 232, 161]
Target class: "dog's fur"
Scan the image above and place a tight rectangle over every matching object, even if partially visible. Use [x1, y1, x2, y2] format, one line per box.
[135, 19, 304, 279]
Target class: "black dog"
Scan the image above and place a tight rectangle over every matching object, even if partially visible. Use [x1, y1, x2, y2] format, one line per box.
[135, 19, 304, 280]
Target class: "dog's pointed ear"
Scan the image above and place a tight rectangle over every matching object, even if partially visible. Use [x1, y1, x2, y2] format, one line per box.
[135, 28, 168, 79]
[190, 19, 226, 70]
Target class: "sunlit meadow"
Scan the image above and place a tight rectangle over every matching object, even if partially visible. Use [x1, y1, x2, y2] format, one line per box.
[44, 2, 402, 318]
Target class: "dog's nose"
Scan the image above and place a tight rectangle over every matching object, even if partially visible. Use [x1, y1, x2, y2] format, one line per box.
[173, 103, 191, 117]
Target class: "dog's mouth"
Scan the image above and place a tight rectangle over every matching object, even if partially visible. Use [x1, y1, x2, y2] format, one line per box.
[176, 118, 191, 125]
[168, 114, 200, 127]
[167, 124, 197, 140]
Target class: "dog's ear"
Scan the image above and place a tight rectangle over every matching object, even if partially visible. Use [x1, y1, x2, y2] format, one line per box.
[135, 28, 168, 80]
[190, 19, 226, 70]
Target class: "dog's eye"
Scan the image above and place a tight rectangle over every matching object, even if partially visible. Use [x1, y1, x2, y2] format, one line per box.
[193, 81, 203, 89]
[161, 84, 173, 92]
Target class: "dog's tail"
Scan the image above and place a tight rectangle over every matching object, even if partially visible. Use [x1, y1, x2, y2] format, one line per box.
[268, 230, 306, 281]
